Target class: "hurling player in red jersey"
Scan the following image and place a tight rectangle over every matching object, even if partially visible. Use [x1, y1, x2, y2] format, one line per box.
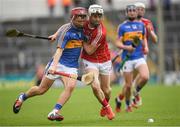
[131, 2, 158, 107]
[81, 4, 115, 120]
[49, 5, 115, 120]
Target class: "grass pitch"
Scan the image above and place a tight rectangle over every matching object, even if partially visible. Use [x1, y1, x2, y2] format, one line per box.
[0, 84, 180, 126]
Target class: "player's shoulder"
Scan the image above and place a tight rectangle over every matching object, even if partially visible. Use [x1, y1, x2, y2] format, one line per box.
[141, 18, 152, 23]
[135, 20, 144, 25]
[60, 23, 71, 30]
[118, 21, 128, 29]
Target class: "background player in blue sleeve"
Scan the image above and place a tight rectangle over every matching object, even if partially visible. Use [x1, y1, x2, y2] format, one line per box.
[114, 5, 149, 112]
[13, 7, 88, 121]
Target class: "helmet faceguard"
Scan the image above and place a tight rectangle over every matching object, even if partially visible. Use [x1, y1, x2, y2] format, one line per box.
[125, 5, 137, 21]
[126, 5, 136, 12]
[88, 4, 104, 16]
[134, 2, 145, 19]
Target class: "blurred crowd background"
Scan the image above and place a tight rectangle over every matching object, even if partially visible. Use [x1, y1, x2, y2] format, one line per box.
[0, 0, 180, 86]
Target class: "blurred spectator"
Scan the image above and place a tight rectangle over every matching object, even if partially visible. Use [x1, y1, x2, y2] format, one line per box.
[107, 0, 113, 11]
[35, 64, 45, 86]
[73, 0, 81, 7]
[84, 0, 97, 9]
[47, 0, 56, 17]
[18, 51, 26, 69]
[61, 0, 72, 15]
[107, 0, 112, 4]
[163, 0, 171, 11]
[149, 0, 156, 11]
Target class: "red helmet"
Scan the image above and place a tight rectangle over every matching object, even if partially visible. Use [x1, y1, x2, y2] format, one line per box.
[71, 7, 87, 18]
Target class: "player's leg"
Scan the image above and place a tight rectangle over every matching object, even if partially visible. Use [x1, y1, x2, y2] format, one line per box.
[99, 74, 115, 119]
[88, 69, 106, 104]
[13, 76, 54, 114]
[100, 74, 111, 102]
[48, 77, 77, 121]
[82, 59, 114, 120]
[48, 64, 78, 121]
[115, 60, 134, 112]
[99, 60, 112, 102]
[133, 59, 149, 106]
[131, 70, 140, 108]
[115, 82, 125, 112]
[98, 60, 115, 119]
[89, 69, 114, 120]
[123, 71, 134, 112]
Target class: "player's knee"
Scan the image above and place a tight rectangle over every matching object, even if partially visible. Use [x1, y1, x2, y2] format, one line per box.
[66, 84, 76, 92]
[103, 87, 111, 96]
[91, 83, 101, 93]
[38, 87, 47, 95]
[141, 74, 149, 82]
[125, 84, 131, 92]
[35, 85, 48, 95]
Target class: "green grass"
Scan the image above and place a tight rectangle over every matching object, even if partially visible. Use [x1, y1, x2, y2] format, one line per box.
[0, 85, 180, 126]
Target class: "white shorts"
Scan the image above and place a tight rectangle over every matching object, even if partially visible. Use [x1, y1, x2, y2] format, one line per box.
[44, 62, 78, 80]
[82, 59, 112, 75]
[144, 54, 147, 60]
[122, 58, 147, 72]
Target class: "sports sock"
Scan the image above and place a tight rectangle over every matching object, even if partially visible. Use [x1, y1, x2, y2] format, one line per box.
[105, 97, 109, 102]
[125, 99, 130, 107]
[133, 85, 142, 96]
[118, 94, 124, 102]
[54, 103, 62, 111]
[102, 98, 108, 107]
[19, 93, 27, 101]
[136, 85, 142, 93]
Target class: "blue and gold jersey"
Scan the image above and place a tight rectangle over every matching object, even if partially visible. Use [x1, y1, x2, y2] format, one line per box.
[56, 23, 85, 68]
[118, 21, 145, 60]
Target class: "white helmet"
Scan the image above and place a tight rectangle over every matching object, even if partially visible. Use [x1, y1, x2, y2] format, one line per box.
[88, 4, 104, 15]
[135, 2, 145, 8]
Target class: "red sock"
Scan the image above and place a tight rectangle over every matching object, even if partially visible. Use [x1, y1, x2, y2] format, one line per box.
[118, 94, 124, 100]
[102, 98, 108, 107]
[135, 95, 140, 101]
[105, 97, 109, 102]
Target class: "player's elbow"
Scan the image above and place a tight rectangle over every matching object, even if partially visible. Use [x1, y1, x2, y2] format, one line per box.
[151, 32, 158, 43]
[152, 36, 158, 43]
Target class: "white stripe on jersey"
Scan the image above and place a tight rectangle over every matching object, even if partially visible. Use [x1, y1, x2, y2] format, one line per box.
[57, 23, 71, 47]
[91, 24, 102, 46]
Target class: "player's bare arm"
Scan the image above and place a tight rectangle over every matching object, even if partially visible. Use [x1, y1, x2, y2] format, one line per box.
[115, 37, 135, 53]
[146, 23, 158, 43]
[142, 36, 149, 54]
[49, 48, 63, 74]
[83, 42, 99, 55]
[48, 28, 61, 42]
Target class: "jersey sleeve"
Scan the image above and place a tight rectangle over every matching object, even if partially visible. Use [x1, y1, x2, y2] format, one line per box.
[117, 24, 124, 38]
[57, 31, 70, 49]
[148, 20, 154, 31]
[142, 23, 146, 39]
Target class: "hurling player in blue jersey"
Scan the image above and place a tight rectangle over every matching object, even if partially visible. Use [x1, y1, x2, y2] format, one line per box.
[114, 5, 149, 112]
[13, 7, 87, 121]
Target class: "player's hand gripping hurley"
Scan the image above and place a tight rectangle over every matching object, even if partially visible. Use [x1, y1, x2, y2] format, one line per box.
[6, 29, 50, 40]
